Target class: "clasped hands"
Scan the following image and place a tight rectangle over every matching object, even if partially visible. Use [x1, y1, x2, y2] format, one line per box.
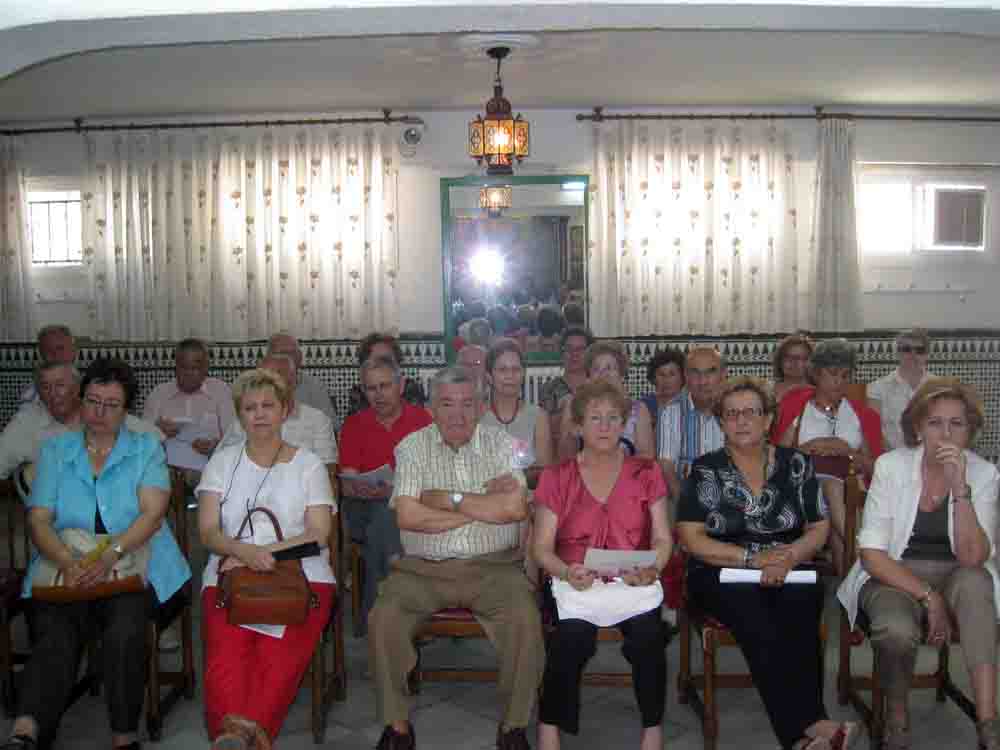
[564, 563, 659, 592]
[749, 545, 798, 587]
[60, 548, 119, 588]
[219, 543, 276, 573]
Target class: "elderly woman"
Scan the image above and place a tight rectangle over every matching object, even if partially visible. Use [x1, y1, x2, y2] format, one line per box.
[773, 338, 883, 573]
[197, 368, 335, 750]
[867, 328, 933, 451]
[640, 347, 686, 454]
[2, 358, 190, 750]
[678, 376, 854, 750]
[773, 334, 815, 405]
[838, 378, 1000, 750]
[534, 380, 672, 750]
[539, 327, 594, 439]
[556, 341, 655, 461]
[482, 338, 553, 485]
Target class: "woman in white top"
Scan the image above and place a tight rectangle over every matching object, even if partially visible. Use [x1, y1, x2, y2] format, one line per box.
[197, 367, 335, 750]
[480, 338, 553, 489]
[837, 379, 1000, 750]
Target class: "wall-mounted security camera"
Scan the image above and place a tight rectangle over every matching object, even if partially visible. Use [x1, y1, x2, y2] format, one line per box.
[399, 123, 425, 158]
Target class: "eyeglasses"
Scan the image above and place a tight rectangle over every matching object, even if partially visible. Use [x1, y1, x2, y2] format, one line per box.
[722, 406, 765, 421]
[924, 417, 969, 431]
[83, 396, 124, 412]
[563, 345, 588, 355]
[898, 345, 928, 354]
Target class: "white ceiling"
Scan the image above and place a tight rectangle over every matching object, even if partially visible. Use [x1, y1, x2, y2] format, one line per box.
[3, 27, 1000, 124]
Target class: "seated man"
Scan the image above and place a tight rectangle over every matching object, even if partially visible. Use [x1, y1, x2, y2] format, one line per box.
[16, 325, 78, 409]
[267, 332, 336, 420]
[339, 356, 432, 634]
[142, 338, 236, 477]
[346, 333, 427, 419]
[217, 353, 337, 465]
[369, 367, 542, 750]
[0, 361, 162, 491]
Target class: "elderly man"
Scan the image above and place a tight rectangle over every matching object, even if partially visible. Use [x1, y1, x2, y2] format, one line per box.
[867, 327, 933, 450]
[369, 367, 542, 750]
[657, 346, 726, 481]
[339, 356, 432, 633]
[456, 343, 488, 395]
[0, 361, 162, 488]
[142, 338, 236, 472]
[17, 325, 78, 408]
[267, 332, 335, 420]
[346, 333, 428, 419]
[217, 353, 337, 464]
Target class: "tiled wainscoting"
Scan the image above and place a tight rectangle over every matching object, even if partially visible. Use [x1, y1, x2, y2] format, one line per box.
[2, 331, 1000, 461]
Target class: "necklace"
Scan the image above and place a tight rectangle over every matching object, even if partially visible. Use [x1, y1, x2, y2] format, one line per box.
[725, 443, 771, 494]
[814, 399, 839, 437]
[490, 396, 520, 426]
[85, 438, 112, 457]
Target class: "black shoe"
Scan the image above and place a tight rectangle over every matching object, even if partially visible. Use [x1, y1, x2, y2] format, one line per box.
[376, 726, 415, 750]
[497, 726, 530, 750]
[1, 736, 37, 750]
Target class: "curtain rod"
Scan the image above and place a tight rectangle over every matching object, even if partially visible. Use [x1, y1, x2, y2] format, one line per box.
[0, 109, 424, 137]
[576, 106, 1000, 124]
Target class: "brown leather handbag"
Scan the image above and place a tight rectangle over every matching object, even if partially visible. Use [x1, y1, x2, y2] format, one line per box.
[216, 507, 317, 626]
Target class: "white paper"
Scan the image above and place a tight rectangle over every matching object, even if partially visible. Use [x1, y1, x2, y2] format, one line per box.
[340, 464, 394, 488]
[165, 418, 218, 471]
[583, 548, 657, 576]
[239, 623, 287, 638]
[719, 568, 818, 584]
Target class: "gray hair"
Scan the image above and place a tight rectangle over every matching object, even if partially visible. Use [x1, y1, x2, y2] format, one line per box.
[810, 338, 856, 371]
[33, 360, 81, 389]
[361, 355, 402, 384]
[896, 327, 930, 349]
[429, 366, 487, 402]
[260, 351, 298, 376]
[37, 324, 72, 343]
[463, 318, 494, 348]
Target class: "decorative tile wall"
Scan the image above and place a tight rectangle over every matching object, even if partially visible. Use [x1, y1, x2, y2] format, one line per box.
[3, 332, 999, 461]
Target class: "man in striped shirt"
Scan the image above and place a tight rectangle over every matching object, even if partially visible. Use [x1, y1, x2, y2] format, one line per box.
[369, 367, 542, 750]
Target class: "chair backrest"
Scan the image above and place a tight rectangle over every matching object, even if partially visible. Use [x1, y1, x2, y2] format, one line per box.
[2, 469, 32, 574]
[326, 464, 341, 583]
[167, 468, 191, 561]
[841, 461, 868, 576]
[845, 382, 868, 405]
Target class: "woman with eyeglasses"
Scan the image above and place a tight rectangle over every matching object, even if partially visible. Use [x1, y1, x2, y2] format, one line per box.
[678, 376, 856, 750]
[838, 378, 1000, 750]
[867, 328, 933, 451]
[540, 327, 594, 457]
[534, 380, 672, 750]
[197, 367, 335, 750]
[772, 334, 815, 405]
[3, 358, 191, 750]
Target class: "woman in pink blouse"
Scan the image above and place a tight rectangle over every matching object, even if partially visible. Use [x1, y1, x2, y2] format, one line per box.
[533, 380, 673, 750]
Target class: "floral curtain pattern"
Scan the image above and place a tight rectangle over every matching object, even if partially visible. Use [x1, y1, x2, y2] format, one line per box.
[81, 127, 399, 341]
[588, 121, 803, 337]
[808, 118, 862, 331]
[0, 138, 34, 340]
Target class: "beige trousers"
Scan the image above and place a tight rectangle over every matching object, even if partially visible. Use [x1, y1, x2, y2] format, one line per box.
[368, 550, 545, 729]
[860, 559, 998, 704]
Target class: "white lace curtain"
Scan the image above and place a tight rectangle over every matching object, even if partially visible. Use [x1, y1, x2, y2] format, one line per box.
[0, 138, 34, 340]
[589, 121, 804, 337]
[808, 118, 862, 330]
[81, 127, 400, 341]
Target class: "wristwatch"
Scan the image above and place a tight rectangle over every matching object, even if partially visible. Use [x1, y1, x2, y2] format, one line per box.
[952, 484, 973, 502]
[450, 492, 463, 509]
[111, 542, 125, 560]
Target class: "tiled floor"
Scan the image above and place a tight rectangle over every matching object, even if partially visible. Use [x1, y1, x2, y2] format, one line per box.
[2, 550, 988, 749]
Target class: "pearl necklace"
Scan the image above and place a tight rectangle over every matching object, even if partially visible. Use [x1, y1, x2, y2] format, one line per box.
[86, 441, 112, 457]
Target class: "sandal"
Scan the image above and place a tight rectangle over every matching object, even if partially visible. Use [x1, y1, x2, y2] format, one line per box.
[830, 722, 859, 750]
[794, 737, 831, 750]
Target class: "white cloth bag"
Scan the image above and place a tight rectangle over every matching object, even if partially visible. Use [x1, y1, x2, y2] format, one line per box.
[550, 578, 664, 627]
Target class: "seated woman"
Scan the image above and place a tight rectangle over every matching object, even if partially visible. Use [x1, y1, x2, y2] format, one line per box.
[678, 376, 855, 750]
[556, 341, 655, 462]
[481, 338, 553, 487]
[533, 380, 672, 750]
[837, 378, 1000, 750]
[773, 338, 883, 573]
[197, 367, 335, 750]
[2, 358, 191, 750]
[639, 347, 686, 456]
[772, 333, 814, 405]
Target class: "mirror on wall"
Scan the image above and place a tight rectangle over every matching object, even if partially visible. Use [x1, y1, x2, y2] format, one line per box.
[441, 175, 589, 360]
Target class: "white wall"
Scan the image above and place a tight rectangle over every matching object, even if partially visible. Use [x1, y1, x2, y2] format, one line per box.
[14, 112, 1000, 339]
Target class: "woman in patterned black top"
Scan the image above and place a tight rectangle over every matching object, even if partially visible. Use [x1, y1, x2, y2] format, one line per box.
[677, 376, 856, 750]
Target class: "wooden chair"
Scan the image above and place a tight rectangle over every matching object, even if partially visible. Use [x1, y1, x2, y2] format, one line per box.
[836, 466, 976, 746]
[0, 474, 31, 715]
[409, 608, 499, 690]
[349, 538, 365, 637]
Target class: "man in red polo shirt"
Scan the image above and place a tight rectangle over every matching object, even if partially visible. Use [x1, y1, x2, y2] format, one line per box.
[340, 355, 432, 635]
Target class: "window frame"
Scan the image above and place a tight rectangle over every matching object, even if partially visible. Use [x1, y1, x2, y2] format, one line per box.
[25, 177, 85, 268]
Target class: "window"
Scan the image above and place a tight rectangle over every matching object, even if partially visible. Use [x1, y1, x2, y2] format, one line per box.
[28, 190, 83, 265]
[857, 165, 993, 258]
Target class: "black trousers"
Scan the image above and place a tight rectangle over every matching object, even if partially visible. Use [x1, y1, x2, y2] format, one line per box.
[538, 607, 667, 734]
[687, 564, 827, 750]
[19, 591, 151, 747]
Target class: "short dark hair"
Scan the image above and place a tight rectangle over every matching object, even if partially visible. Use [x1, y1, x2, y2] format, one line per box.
[175, 337, 209, 360]
[358, 333, 403, 366]
[560, 326, 595, 351]
[646, 347, 686, 385]
[80, 357, 139, 410]
[536, 306, 564, 338]
[486, 338, 524, 374]
[562, 302, 585, 326]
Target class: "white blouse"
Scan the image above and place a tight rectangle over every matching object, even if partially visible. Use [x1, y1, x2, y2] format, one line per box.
[196, 444, 336, 588]
[837, 445, 1000, 629]
[797, 399, 863, 449]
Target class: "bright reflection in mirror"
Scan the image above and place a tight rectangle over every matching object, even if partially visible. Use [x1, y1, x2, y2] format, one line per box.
[470, 248, 505, 286]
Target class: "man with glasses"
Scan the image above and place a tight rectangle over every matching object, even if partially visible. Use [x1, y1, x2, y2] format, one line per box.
[16, 325, 78, 409]
[867, 328, 933, 450]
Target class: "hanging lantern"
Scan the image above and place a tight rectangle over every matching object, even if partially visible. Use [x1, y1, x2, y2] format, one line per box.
[468, 47, 530, 175]
[479, 185, 512, 218]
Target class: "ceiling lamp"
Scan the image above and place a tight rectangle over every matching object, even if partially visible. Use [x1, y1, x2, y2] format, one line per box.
[479, 185, 512, 218]
[468, 46, 530, 175]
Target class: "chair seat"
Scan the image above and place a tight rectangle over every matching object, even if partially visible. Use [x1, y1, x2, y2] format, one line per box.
[429, 607, 477, 622]
[0, 569, 24, 610]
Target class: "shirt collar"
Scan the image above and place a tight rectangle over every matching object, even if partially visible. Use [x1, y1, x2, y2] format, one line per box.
[67, 423, 142, 481]
[170, 379, 209, 398]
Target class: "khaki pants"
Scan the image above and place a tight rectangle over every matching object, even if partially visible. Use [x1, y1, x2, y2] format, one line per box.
[368, 550, 545, 729]
[860, 559, 997, 704]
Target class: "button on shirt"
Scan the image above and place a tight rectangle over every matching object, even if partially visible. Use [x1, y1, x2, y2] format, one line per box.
[25, 427, 192, 602]
[867, 369, 932, 451]
[390, 423, 526, 561]
[142, 377, 237, 439]
[217, 402, 338, 465]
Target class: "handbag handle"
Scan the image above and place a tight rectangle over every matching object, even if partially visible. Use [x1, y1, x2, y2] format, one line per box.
[218, 506, 285, 572]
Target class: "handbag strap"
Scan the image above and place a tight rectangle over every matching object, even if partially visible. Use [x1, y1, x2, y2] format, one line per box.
[218, 506, 285, 572]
